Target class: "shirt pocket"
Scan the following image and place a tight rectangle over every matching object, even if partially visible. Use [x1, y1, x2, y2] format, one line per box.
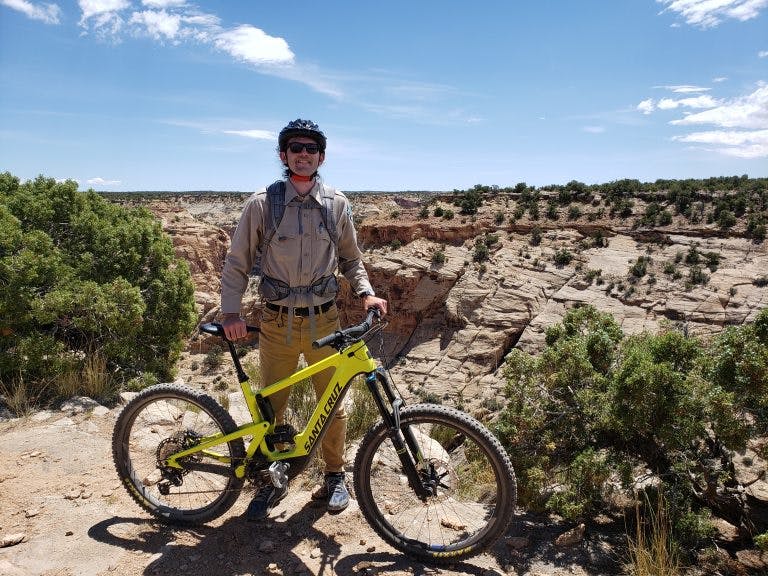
[312, 221, 335, 263]
[267, 211, 300, 264]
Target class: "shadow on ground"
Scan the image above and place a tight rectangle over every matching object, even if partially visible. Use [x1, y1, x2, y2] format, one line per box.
[88, 504, 626, 575]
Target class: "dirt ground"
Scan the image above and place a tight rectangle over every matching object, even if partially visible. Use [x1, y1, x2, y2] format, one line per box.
[0, 393, 619, 576]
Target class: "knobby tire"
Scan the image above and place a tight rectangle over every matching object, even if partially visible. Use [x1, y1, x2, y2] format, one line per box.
[354, 404, 517, 564]
[112, 383, 245, 525]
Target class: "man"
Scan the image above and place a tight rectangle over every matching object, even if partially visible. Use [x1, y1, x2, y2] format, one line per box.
[220, 119, 388, 521]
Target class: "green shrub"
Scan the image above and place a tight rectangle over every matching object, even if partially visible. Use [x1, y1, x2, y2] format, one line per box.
[530, 225, 542, 246]
[553, 248, 573, 266]
[687, 266, 708, 286]
[453, 186, 484, 215]
[494, 304, 765, 552]
[756, 532, 768, 551]
[567, 204, 582, 220]
[0, 172, 196, 409]
[684, 243, 701, 265]
[704, 251, 721, 272]
[630, 256, 651, 278]
[473, 238, 489, 262]
[546, 201, 559, 220]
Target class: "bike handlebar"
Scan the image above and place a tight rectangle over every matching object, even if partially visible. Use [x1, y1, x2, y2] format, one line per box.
[199, 322, 259, 342]
[312, 307, 381, 350]
[199, 307, 381, 350]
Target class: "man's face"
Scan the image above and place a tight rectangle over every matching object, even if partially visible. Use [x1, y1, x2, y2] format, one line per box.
[281, 137, 325, 176]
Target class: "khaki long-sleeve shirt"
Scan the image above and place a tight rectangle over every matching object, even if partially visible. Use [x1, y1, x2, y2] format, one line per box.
[220, 179, 374, 314]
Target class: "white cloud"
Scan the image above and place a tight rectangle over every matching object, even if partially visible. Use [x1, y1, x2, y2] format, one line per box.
[657, 95, 719, 110]
[76, 2, 293, 69]
[660, 84, 710, 94]
[142, 0, 186, 7]
[222, 129, 275, 140]
[639, 85, 721, 116]
[637, 98, 655, 115]
[759, 50, 768, 58]
[74, 2, 461, 113]
[79, 0, 128, 20]
[78, 0, 130, 38]
[669, 85, 768, 158]
[673, 129, 768, 158]
[87, 176, 121, 186]
[129, 9, 181, 41]
[670, 84, 768, 129]
[583, 126, 606, 133]
[213, 25, 294, 66]
[657, 0, 768, 28]
[1, 0, 61, 24]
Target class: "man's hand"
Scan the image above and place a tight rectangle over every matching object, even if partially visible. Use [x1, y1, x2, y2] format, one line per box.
[221, 313, 247, 340]
[362, 295, 388, 316]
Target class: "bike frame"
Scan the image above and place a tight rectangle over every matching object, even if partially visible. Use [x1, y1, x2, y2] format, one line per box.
[165, 335, 377, 480]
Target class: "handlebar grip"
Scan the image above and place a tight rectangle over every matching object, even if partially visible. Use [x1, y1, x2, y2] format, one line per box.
[311, 308, 382, 349]
[199, 322, 259, 340]
[312, 331, 341, 349]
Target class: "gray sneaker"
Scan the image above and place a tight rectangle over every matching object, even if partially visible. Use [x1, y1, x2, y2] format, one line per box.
[311, 472, 349, 513]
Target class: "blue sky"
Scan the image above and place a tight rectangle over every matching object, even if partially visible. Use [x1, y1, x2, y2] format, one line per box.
[1, 1, 767, 192]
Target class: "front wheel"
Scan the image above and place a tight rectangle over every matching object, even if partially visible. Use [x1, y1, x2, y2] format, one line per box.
[112, 384, 246, 525]
[354, 404, 517, 564]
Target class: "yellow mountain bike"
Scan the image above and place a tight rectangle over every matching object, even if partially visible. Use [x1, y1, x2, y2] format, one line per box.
[112, 309, 517, 564]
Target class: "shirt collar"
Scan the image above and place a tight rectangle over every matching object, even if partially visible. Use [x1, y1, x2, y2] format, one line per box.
[285, 178, 321, 204]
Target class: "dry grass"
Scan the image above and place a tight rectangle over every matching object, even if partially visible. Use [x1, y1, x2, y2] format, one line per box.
[625, 489, 681, 576]
[0, 351, 118, 417]
[0, 376, 40, 416]
[59, 352, 114, 399]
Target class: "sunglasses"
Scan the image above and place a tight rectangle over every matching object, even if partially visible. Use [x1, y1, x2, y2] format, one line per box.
[287, 142, 321, 154]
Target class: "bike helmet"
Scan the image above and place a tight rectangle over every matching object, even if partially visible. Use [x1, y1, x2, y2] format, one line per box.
[278, 119, 327, 152]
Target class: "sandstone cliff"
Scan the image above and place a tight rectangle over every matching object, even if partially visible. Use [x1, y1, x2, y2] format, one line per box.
[129, 190, 768, 410]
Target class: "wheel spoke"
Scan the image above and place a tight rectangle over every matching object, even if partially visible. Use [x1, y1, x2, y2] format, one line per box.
[354, 403, 516, 563]
[113, 384, 245, 525]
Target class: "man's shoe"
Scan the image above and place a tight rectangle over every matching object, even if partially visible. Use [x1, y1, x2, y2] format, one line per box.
[312, 472, 349, 513]
[245, 482, 288, 521]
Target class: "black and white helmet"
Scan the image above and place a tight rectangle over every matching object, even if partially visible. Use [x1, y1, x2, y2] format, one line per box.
[278, 119, 327, 152]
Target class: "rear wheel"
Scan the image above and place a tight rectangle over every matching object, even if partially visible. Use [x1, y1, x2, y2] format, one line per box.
[354, 404, 517, 564]
[112, 384, 245, 525]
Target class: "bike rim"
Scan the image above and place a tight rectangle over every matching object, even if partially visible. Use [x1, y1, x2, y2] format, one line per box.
[121, 395, 238, 516]
[360, 412, 509, 554]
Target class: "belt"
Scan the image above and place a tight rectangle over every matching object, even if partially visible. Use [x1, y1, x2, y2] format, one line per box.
[265, 300, 335, 317]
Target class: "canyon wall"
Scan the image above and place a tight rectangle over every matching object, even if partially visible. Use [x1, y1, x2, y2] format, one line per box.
[131, 191, 768, 409]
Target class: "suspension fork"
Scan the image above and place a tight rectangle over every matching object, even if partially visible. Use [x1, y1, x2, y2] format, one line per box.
[365, 369, 432, 498]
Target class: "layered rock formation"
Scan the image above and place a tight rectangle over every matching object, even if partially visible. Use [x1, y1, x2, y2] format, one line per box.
[128, 191, 768, 409]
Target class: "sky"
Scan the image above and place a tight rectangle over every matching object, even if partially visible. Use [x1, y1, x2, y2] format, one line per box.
[1, 1, 767, 193]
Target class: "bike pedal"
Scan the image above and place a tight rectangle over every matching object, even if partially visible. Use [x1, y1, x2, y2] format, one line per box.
[265, 424, 297, 449]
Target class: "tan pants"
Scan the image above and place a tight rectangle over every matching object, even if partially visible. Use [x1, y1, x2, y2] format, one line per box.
[259, 303, 347, 473]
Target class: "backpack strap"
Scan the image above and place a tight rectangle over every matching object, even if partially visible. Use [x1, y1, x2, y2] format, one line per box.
[250, 180, 285, 277]
[263, 180, 286, 251]
[319, 184, 338, 246]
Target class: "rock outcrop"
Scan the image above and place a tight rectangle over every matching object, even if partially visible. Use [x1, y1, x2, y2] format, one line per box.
[131, 191, 768, 410]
